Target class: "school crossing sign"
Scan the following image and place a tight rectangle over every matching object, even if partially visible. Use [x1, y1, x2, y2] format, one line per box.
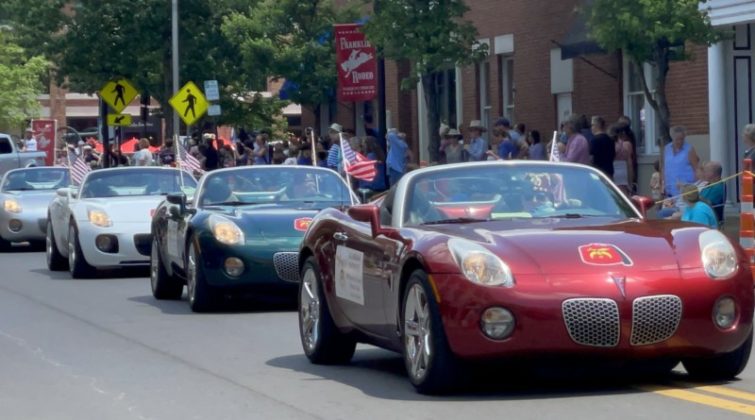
[169, 81, 208, 126]
[99, 78, 139, 114]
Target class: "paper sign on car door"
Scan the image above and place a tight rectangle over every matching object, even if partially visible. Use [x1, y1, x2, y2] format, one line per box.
[335, 246, 364, 305]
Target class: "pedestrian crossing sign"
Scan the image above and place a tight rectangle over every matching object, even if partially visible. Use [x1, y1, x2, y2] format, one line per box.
[169, 81, 208, 126]
[99, 78, 139, 114]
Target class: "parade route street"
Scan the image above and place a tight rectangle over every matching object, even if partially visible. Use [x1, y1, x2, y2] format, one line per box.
[2, 248, 755, 419]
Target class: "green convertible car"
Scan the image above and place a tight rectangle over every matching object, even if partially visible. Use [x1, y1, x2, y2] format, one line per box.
[149, 165, 357, 312]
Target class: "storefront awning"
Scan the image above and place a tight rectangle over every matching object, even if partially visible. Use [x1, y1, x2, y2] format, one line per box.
[558, 4, 604, 60]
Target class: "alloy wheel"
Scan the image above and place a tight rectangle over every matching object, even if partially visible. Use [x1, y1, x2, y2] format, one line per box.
[404, 283, 431, 381]
[300, 267, 320, 353]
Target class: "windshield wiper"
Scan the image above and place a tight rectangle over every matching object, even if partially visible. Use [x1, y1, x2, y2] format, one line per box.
[421, 217, 490, 226]
[207, 201, 260, 207]
[539, 213, 607, 219]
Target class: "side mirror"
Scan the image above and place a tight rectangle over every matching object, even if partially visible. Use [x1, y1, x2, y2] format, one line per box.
[631, 195, 655, 218]
[56, 187, 69, 197]
[166, 193, 187, 217]
[348, 204, 400, 239]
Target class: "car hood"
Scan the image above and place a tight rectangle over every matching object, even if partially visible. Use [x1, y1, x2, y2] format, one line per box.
[210, 206, 322, 238]
[80, 196, 166, 223]
[419, 218, 708, 275]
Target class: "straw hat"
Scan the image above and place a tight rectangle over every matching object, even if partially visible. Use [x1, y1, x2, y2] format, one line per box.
[444, 128, 462, 138]
[468, 120, 487, 132]
[329, 123, 343, 133]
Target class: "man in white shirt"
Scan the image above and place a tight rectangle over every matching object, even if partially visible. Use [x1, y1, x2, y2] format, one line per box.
[24, 130, 38, 151]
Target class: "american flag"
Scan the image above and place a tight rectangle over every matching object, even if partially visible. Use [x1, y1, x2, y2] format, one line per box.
[339, 134, 376, 182]
[67, 151, 91, 185]
[549, 130, 561, 162]
[175, 138, 204, 175]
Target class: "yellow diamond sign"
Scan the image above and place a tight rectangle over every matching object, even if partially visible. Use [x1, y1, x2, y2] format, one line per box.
[99, 78, 139, 114]
[107, 114, 132, 126]
[169, 81, 208, 126]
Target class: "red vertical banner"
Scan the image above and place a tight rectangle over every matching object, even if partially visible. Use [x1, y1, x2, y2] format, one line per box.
[31, 119, 57, 166]
[335, 24, 377, 102]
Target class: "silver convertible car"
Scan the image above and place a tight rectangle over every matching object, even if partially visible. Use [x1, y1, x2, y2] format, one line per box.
[46, 166, 197, 278]
[0, 167, 70, 250]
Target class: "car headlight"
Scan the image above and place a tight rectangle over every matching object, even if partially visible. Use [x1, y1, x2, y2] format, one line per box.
[208, 214, 244, 245]
[3, 199, 21, 213]
[699, 230, 738, 280]
[88, 209, 112, 227]
[448, 238, 514, 287]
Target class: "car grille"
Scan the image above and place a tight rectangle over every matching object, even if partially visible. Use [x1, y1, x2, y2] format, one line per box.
[273, 252, 300, 283]
[133, 234, 152, 256]
[562, 298, 620, 347]
[630, 295, 682, 346]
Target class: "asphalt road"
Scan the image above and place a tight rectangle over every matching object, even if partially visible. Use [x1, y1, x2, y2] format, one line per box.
[2, 246, 755, 419]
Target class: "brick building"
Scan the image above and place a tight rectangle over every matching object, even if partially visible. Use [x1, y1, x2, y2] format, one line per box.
[309, 0, 731, 197]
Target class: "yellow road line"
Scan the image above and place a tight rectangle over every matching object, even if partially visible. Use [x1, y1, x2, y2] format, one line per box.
[640, 385, 755, 416]
[677, 384, 755, 404]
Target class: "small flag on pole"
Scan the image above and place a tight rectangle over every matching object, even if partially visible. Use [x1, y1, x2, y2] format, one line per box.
[175, 137, 204, 175]
[68, 151, 91, 185]
[340, 135, 377, 182]
[549, 131, 561, 162]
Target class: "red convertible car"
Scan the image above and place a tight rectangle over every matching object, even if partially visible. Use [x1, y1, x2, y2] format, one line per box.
[297, 161, 753, 394]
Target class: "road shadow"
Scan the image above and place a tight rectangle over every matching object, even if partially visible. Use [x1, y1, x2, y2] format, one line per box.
[3, 242, 45, 253]
[128, 293, 297, 315]
[29, 267, 149, 280]
[267, 349, 733, 401]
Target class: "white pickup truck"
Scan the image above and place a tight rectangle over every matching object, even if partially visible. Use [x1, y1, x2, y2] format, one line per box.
[0, 133, 48, 176]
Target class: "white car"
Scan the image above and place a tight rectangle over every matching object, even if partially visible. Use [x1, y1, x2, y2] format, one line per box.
[46, 166, 197, 278]
[0, 167, 69, 250]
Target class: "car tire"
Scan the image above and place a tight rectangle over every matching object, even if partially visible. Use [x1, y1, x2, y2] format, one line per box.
[186, 239, 217, 312]
[46, 220, 67, 271]
[402, 269, 459, 394]
[151, 238, 183, 300]
[683, 329, 753, 380]
[299, 256, 356, 364]
[68, 223, 95, 278]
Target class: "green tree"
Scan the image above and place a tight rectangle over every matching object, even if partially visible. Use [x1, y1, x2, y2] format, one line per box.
[0, 31, 49, 134]
[3, 0, 285, 138]
[587, 0, 720, 147]
[222, 0, 362, 127]
[364, 0, 487, 161]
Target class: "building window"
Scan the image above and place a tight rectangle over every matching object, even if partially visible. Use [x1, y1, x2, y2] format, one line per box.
[499, 55, 514, 121]
[478, 60, 491, 136]
[623, 59, 659, 155]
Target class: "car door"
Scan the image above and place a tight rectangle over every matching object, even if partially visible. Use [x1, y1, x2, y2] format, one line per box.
[171, 201, 197, 276]
[332, 218, 392, 337]
[0, 136, 18, 176]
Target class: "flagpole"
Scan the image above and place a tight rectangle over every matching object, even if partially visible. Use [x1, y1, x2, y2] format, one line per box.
[339, 133, 352, 187]
[310, 128, 317, 167]
[175, 134, 185, 190]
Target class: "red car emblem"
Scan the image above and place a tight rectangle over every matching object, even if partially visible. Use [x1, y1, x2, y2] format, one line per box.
[294, 218, 313, 232]
[578, 243, 633, 266]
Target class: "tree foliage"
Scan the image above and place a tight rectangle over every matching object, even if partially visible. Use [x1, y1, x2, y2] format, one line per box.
[222, 0, 362, 112]
[3, 0, 287, 137]
[0, 31, 49, 133]
[587, 0, 720, 146]
[364, 0, 487, 161]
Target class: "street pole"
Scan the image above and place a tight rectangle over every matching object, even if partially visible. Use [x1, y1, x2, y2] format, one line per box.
[171, 0, 180, 144]
[100, 98, 110, 168]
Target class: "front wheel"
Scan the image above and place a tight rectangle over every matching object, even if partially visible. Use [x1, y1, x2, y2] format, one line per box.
[299, 256, 356, 364]
[46, 220, 67, 271]
[68, 224, 95, 278]
[151, 238, 183, 300]
[402, 270, 459, 394]
[683, 330, 753, 380]
[186, 239, 217, 312]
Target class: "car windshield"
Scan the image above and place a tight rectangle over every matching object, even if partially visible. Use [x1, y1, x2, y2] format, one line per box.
[79, 169, 197, 198]
[403, 163, 637, 225]
[198, 167, 352, 207]
[2, 168, 69, 191]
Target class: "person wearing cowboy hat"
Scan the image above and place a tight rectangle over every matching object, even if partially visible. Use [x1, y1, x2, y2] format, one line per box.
[466, 120, 488, 161]
[442, 128, 465, 163]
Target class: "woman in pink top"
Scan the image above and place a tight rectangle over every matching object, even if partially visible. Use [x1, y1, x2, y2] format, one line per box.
[611, 124, 635, 195]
